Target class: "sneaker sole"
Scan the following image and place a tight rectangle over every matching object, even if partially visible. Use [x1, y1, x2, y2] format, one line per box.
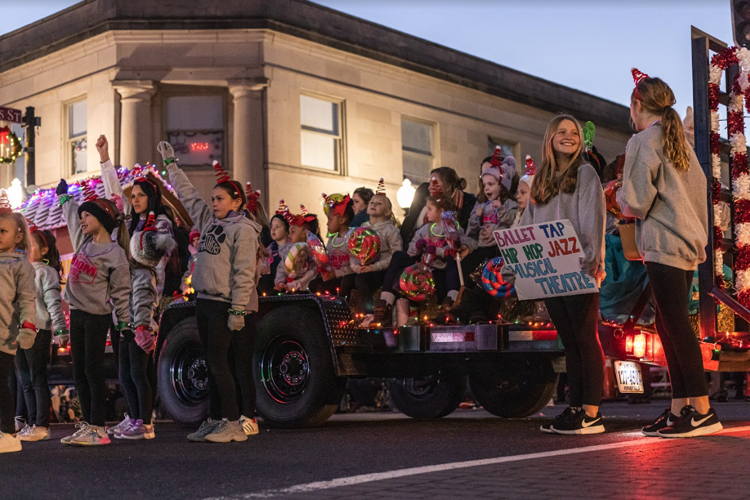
[205, 434, 248, 443]
[70, 439, 111, 446]
[539, 425, 555, 434]
[657, 422, 723, 438]
[551, 424, 605, 435]
[641, 429, 661, 437]
[20, 435, 51, 442]
[119, 434, 146, 440]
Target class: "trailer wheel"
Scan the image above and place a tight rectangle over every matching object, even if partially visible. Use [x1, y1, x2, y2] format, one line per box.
[386, 371, 467, 420]
[469, 357, 556, 418]
[254, 306, 346, 428]
[157, 317, 209, 427]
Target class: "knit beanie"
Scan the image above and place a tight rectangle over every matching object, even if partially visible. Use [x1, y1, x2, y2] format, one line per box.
[482, 164, 514, 191]
[78, 199, 118, 234]
[189, 228, 200, 242]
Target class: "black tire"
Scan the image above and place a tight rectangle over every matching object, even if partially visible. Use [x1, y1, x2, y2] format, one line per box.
[157, 317, 209, 427]
[386, 371, 467, 420]
[469, 356, 557, 418]
[254, 306, 346, 428]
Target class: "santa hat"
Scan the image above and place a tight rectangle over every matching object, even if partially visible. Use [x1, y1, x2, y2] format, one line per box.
[519, 155, 537, 189]
[322, 193, 351, 218]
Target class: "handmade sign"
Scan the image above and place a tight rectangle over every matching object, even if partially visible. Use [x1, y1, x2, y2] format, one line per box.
[493, 219, 598, 300]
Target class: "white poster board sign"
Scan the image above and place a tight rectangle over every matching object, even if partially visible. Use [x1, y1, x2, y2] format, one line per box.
[493, 219, 598, 301]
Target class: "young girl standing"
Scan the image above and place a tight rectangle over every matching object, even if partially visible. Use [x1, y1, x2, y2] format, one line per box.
[159, 143, 260, 443]
[56, 179, 132, 446]
[97, 135, 176, 440]
[521, 115, 606, 435]
[16, 228, 67, 443]
[0, 201, 37, 454]
[618, 71, 720, 438]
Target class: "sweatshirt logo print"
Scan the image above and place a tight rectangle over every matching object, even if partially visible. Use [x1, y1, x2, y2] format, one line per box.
[69, 254, 97, 284]
[199, 225, 226, 255]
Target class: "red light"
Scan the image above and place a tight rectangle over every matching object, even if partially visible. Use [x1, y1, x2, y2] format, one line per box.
[633, 334, 646, 358]
[625, 335, 634, 354]
[190, 142, 209, 151]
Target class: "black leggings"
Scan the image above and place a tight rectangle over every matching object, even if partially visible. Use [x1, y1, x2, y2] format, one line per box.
[15, 329, 52, 427]
[118, 333, 153, 423]
[382, 251, 461, 302]
[343, 270, 387, 313]
[69, 310, 111, 426]
[196, 299, 256, 421]
[647, 262, 709, 399]
[544, 293, 604, 408]
[0, 352, 15, 434]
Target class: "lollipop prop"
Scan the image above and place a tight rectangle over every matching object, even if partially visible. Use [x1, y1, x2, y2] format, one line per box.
[399, 264, 435, 302]
[284, 242, 309, 278]
[481, 257, 515, 298]
[348, 227, 381, 265]
[441, 211, 465, 290]
[307, 232, 336, 281]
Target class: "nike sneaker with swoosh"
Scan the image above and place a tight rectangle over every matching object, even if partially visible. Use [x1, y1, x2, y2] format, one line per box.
[551, 408, 605, 435]
[657, 405, 722, 438]
[642, 408, 678, 437]
[540, 406, 575, 434]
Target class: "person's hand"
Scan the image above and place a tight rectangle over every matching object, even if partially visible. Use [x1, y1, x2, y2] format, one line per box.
[476, 206, 483, 217]
[361, 265, 373, 273]
[54, 329, 70, 348]
[274, 283, 285, 291]
[96, 135, 109, 163]
[16, 328, 36, 350]
[134, 326, 156, 353]
[111, 194, 124, 212]
[492, 200, 503, 209]
[227, 314, 245, 332]
[459, 245, 470, 259]
[157, 141, 176, 163]
[56, 179, 69, 196]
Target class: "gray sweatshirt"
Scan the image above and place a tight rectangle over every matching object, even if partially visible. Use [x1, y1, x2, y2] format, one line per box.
[520, 163, 606, 279]
[467, 199, 518, 247]
[407, 222, 475, 270]
[274, 242, 318, 290]
[0, 252, 38, 355]
[33, 261, 67, 332]
[168, 164, 259, 308]
[60, 196, 132, 324]
[617, 124, 708, 271]
[350, 219, 403, 273]
[130, 267, 157, 328]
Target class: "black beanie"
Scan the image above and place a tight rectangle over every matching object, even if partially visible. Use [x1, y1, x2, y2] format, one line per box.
[78, 200, 118, 234]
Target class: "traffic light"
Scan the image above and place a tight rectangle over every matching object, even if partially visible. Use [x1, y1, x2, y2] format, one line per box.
[733, 0, 750, 47]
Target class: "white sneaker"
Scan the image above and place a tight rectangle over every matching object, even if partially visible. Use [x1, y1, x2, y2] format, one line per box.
[204, 419, 247, 443]
[0, 432, 22, 453]
[14, 416, 26, 432]
[70, 425, 111, 446]
[107, 413, 131, 436]
[19, 425, 51, 442]
[61, 422, 92, 445]
[240, 415, 259, 436]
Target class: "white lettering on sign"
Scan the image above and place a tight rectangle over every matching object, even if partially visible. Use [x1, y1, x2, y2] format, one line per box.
[0, 107, 23, 124]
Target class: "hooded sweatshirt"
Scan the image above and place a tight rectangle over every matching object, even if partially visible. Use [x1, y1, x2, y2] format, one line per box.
[467, 199, 518, 247]
[60, 196, 132, 324]
[350, 219, 403, 273]
[617, 123, 708, 271]
[0, 251, 36, 355]
[168, 164, 259, 310]
[33, 261, 67, 332]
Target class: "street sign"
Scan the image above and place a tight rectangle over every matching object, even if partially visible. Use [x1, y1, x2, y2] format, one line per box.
[0, 107, 23, 124]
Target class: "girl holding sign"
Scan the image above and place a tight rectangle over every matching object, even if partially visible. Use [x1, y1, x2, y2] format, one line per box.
[618, 71, 721, 438]
[521, 114, 606, 435]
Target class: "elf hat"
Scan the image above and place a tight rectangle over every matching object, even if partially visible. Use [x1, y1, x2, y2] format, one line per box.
[519, 155, 537, 189]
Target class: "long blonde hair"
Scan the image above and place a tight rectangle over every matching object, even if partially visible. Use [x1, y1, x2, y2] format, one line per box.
[531, 115, 585, 205]
[633, 77, 690, 171]
[0, 213, 31, 253]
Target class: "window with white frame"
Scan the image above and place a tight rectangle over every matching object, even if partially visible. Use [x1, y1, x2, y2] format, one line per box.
[68, 100, 87, 174]
[166, 95, 224, 167]
[402, 118, 434, 183]
[300, 94, 342, 172]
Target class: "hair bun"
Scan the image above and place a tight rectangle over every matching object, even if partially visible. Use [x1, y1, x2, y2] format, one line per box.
[457, 178, 467, 191]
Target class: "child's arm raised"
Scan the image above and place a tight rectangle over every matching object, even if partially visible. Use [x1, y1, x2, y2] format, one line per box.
[57, 179, 86, 252]
[96, 135, 128, 213]
[159, 141, 214, 233]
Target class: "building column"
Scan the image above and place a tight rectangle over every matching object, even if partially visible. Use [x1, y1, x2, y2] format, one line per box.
[229, 78, 268, 195]
[114, 81, 156, 168]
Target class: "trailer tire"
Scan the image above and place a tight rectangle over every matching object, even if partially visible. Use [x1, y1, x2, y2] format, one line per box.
[254, 306, 346, 428]
[469, 357, 556, 418]
[386, 371, 467, 420]
[157, 317, 210, 427]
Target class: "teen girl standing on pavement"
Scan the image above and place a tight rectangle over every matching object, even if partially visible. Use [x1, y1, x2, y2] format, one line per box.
[521, 114, 606, 435]
[0, 201, 37, 454]
[618, 70, 721, 438]
[97, 135, 177, 440]
[57, 179, 132, 446]
[16, 228, 67, 443]
[158, 142, 260, 443]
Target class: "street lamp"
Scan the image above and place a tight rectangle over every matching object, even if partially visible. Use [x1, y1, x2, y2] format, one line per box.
[8, 178, 23, 208]
[397, 178, 416, 211]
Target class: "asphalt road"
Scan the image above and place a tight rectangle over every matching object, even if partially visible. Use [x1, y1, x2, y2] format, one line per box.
[3, 401, 750, 500]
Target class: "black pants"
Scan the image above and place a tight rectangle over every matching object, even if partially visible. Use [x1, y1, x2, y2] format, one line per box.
[196, 299, 256, 421]
[0, 352, 15, 434]
[118, 334, 153, 423]
[15, 329, 51, 428]
[382, 252, 419, 296]
[343, 270, 386, 314]
[544, 293, 604, 408]
[647, 262, 709, 399]
[70, 310, 111, 426]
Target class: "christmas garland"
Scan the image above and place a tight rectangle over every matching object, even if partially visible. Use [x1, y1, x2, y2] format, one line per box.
[709, 46, 750, 305]
[0, 126, 22, 164]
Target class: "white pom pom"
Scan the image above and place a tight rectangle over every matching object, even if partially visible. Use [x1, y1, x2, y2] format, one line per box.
[709, 64, 723, 86]
[733, 173, 750, 199]
[711, 112, 720, 133]
[736, 268, 750, 292]
[712, 155, 722, 178]
[715, 251, 724, 276]
[730, 133, 747, 155]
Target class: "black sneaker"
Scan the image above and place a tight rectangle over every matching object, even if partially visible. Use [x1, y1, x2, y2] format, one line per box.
[641, 408, 678, 437]
[657, 405, 723, 438]
[551, 407, 605, 435]
[540, 406, 575, 434]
